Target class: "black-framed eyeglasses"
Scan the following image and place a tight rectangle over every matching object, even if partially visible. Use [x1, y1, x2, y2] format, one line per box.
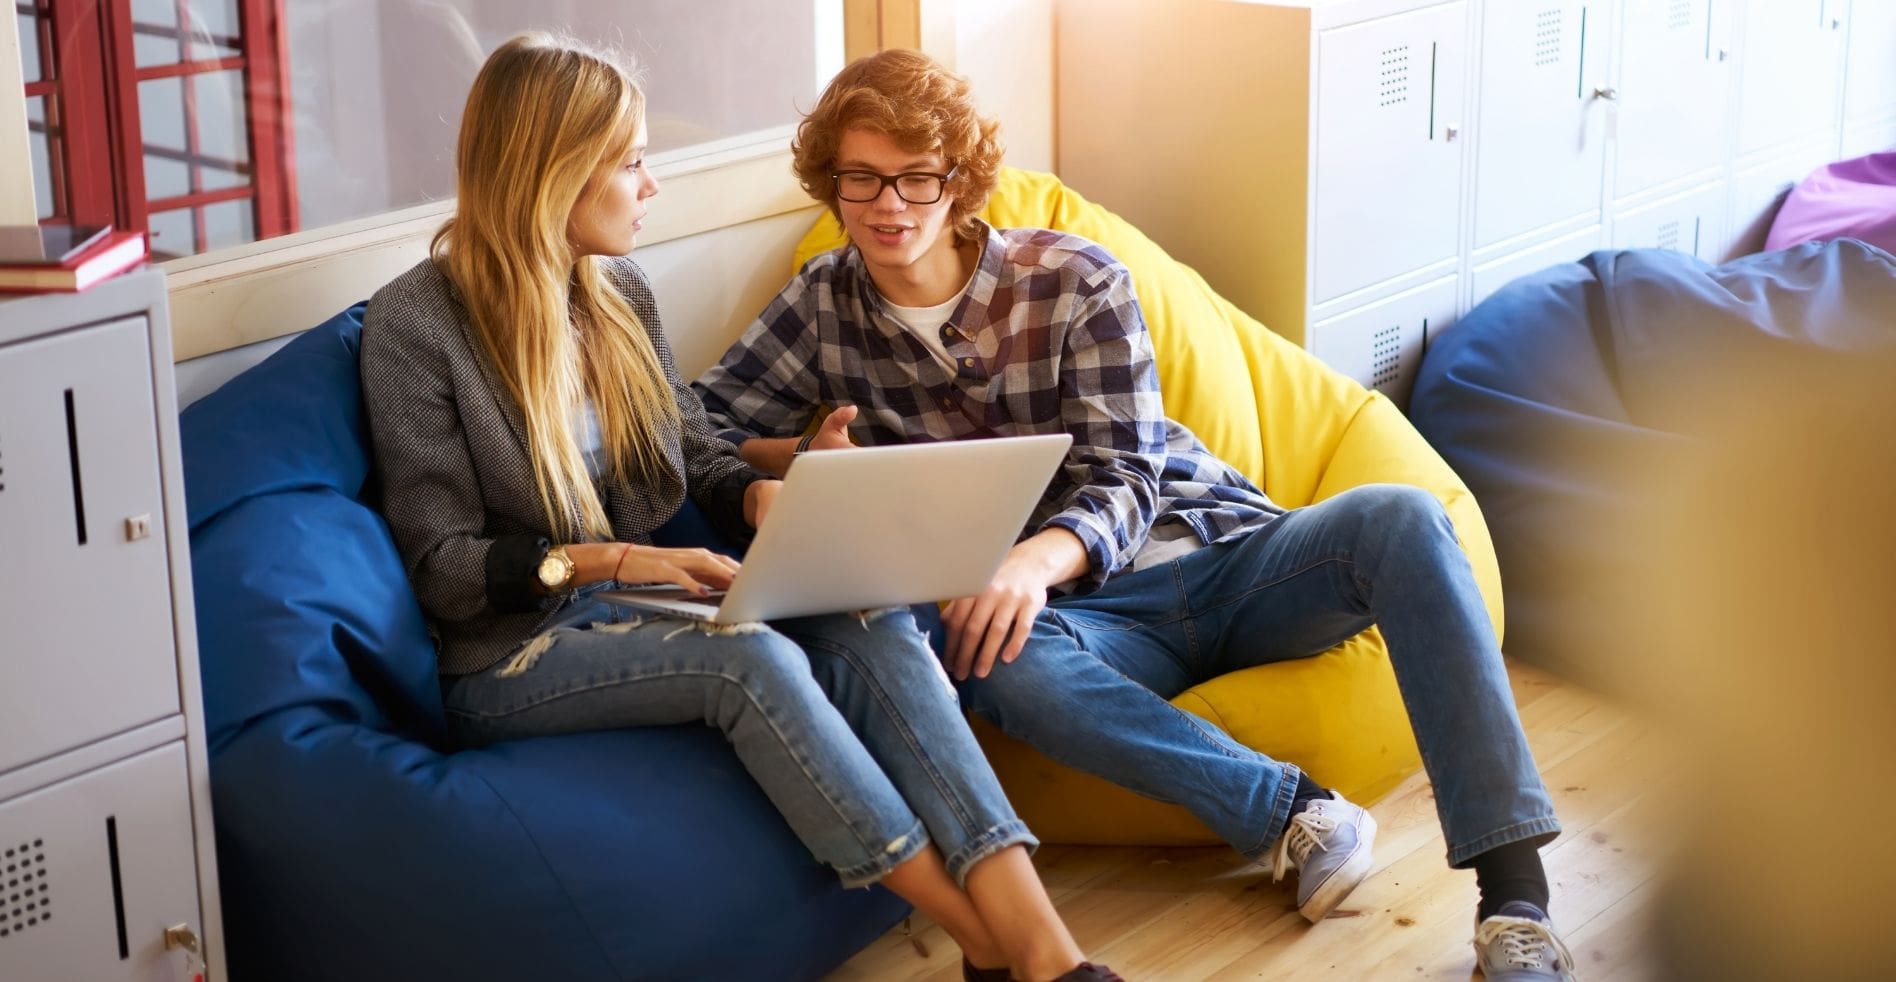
[831, 165, 958, 204]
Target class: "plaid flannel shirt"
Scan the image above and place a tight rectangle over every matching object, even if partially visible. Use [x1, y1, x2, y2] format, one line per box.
[694, 221, 1285, 591]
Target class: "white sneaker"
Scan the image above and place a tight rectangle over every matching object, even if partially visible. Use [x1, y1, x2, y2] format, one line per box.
[1473, 901, 1579, 981]
[1267, 793, 1378, 922]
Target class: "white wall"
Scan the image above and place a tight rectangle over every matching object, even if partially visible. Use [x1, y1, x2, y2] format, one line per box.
[948, 0, 1054, 173]
[286, 0, 827, 232]
[0, 9, 36, 223]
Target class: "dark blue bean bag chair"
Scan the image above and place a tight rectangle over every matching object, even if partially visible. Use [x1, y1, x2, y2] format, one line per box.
[180, 305, 907, 982]
[1408, 240, 1896, 688]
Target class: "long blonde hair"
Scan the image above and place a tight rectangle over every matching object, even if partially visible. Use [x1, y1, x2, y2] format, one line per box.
[433, 32, 679, 541]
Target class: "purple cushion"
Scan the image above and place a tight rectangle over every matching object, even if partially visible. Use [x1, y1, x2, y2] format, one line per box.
[1765, 150, 1896, 255]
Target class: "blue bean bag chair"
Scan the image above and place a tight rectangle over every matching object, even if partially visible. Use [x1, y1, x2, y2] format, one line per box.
[180, 305, 908, 982]
[1408, 240, 1896, 688]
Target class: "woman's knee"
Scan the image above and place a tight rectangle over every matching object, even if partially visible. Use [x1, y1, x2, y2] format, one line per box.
[676, 626, 816, 694]
[796, 609, 947, 689]
[790, 608, 931, 664]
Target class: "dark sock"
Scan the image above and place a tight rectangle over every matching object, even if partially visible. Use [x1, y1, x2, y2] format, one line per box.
[1472, 839, 1550, 921]
[1288, 770, 1328, 816]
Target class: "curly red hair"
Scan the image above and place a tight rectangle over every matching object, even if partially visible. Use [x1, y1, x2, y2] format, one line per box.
[792, 49, 1004, 240]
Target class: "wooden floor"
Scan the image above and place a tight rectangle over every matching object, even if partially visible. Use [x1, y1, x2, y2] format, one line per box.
[827, 661, 1669, 981]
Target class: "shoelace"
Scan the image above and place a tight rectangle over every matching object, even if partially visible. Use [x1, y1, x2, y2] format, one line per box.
[1474, 914, 1579, 977]
[1269, 809, 1340, 883]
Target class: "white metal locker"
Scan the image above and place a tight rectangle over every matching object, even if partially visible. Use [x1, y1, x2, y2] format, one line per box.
[0, 319, 180, 777]
[1735, 0, 1846, 158]
[1843, 0, 1896, 126]
[1472, 1, 1612, 250]
[1613, 0, 1734, 199]
[1612, 182, 1729, 261]
[1841, 113, 1896, 156]
[1470, 225, 1605, 308]
[1309, 275, 1458, 408]
[1312, 0, 1469, 304]
[0, 744, 203, 982]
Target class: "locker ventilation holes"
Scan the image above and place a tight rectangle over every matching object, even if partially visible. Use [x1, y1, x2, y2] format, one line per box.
[0, 839, 51, 940]
[1535, 8, 1562, 67]
[1668, 0, 1694, 31]
[1658, 219, 1683, 252]
[1380, 46, 1411, 107]
[1372, 324, 1403, 392]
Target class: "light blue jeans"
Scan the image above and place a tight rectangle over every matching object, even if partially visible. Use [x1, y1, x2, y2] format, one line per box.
[443, 598, 1034, 887]
[957, 484, 1560, 868]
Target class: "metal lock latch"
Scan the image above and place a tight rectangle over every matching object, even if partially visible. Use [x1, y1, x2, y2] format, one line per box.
[165, 923, 205, 980]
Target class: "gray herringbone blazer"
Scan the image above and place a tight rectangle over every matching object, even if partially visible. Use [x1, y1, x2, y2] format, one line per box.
[361, 256, 765, 675]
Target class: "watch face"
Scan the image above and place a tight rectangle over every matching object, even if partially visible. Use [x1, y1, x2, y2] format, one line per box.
[538, 552, 570, 588]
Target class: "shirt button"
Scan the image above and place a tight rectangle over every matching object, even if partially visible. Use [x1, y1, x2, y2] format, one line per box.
[961, 357, 975, 368]
[942, 326, 957, 339]
[941, 397, 953, 409]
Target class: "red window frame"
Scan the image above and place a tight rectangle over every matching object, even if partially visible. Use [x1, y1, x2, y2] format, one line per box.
[21, 0, 297, 253]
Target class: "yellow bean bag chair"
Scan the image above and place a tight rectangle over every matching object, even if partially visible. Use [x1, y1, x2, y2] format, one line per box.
[792, 167, 1503, 845]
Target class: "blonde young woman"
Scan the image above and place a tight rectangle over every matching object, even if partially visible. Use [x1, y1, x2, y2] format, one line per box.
[357, 34, 1118, 982]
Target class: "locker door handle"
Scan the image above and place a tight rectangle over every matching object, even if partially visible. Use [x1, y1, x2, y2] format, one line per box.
[164, 923, 201, 956]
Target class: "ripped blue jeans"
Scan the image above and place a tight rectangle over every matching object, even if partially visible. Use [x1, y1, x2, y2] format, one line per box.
[442, 595, 1035, 887]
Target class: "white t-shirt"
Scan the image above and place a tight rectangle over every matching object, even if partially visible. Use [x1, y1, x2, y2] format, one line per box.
[883, 290, 964, 373]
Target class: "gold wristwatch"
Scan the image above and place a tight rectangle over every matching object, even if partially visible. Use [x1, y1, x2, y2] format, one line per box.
[536, 545, 577, 592]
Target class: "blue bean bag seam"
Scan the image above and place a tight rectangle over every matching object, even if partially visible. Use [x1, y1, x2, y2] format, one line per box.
[462, 767, 622, 975]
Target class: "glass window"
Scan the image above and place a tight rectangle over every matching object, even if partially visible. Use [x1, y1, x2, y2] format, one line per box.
[138, 77, 187, 154]
[131, 0, 183, 68]
[131, 0, 180, 30]
[15, 0, 842, 260]
[145, 154, 191, 200]
[190, 0, 242, 61]
[200, 161, 247, 191]
[192, 69, 248, 165]
[27, 96, 52, 220]
[285, 0, 841, 233]
[202, 198, 253, 251]
[18, 12, 40, 83]
[147, 207, 196, 259]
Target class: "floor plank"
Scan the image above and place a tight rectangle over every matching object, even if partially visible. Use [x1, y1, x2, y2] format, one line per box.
[825, 662, 1662, 980]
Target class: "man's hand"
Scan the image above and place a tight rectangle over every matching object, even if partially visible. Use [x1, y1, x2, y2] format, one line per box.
[737, 405, 860, 477]
[807, 404, 858, 451]
[942, 527, 1088, 681]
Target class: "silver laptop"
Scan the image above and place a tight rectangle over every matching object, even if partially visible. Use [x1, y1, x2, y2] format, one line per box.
[598, 433, 1072, 624]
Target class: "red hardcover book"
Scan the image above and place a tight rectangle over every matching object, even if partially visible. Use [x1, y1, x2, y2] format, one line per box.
[0, 230, 149, 293]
